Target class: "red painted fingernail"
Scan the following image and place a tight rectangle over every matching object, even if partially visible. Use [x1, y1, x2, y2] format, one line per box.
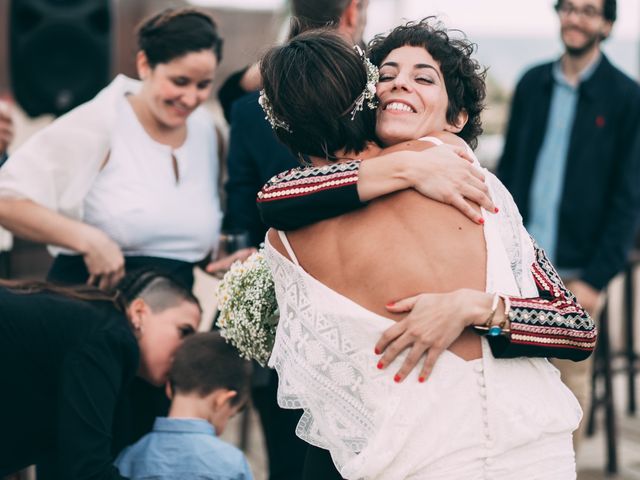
[494, 207, 499, 213]
[377, 361, 384, 370]
[418, 376, 426, 383]
[394, 374, 402, 383]
[478, 217, 485, 225]
[374, 347, 381, 355]
[386, 301, 395, 308]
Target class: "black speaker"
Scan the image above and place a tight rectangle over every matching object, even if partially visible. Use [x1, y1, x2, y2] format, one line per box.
[10, 0, 112, 117]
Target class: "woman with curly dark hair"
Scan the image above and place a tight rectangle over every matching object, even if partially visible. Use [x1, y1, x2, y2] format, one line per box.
[257, 19, 593, 479]
[258, 17, 488, 226]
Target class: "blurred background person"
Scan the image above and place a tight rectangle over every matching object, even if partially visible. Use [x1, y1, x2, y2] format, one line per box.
[496, 0, 640, 449]
[0, 8, 227, 292]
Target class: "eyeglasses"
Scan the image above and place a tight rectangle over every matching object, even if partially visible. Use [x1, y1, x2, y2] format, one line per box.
[555, 3, 603, 20]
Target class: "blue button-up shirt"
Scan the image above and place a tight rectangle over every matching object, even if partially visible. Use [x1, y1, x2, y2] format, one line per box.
[527, 55, 601, 264]
[115, 417, 253, 480]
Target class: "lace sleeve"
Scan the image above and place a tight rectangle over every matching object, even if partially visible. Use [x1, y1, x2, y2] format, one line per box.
[487, 239, 597, 361]
[257, 161, 365, 230]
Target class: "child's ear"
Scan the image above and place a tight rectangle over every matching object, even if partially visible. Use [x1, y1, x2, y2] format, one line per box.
[165, 381, 173, 400]
[213, 389, 238, 410]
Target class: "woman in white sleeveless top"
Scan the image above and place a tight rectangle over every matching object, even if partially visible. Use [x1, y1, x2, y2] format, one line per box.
[258, 24, 595, 480]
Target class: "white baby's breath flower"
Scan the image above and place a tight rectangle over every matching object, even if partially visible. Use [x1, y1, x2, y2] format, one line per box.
[215, 248, 278, 366]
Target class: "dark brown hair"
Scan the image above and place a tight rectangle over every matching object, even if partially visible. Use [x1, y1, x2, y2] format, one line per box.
[291, 0, 352, 30]
[168, 332, 252, 406]
[260, 30, 376, 160]
[556, 0, 616, 22]
[137, 8, 223, 67]
[368, 17, 486, 149]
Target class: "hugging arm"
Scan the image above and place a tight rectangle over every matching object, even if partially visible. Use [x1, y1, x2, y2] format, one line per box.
[379, 239, 597, 382]
[257, 142, 495, 229]
[489, 240, 597, 360]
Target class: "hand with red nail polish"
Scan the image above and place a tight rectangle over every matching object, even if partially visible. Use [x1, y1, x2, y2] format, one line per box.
[375, 289, 485, 385]
[393, 142, 495, 223]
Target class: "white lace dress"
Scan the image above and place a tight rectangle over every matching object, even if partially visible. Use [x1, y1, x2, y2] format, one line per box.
[265, 138, 582, 480]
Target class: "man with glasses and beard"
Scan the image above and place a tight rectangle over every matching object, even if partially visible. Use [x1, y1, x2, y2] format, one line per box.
[498, 0, 640, 449]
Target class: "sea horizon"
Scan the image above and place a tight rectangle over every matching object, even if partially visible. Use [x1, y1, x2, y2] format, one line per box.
[472, 35, 639, 91]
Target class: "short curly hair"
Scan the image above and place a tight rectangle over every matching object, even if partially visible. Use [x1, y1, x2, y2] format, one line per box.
[368, 17, 486, 149]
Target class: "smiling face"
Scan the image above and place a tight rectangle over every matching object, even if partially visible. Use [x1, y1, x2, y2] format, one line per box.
[137, 49, 217, 129]
[131, 299, 201, 386]
[375, 46, 464, 146]
[557, 0, 612, 57]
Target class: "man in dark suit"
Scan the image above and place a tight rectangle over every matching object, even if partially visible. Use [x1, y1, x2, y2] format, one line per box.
[214, 3, 370, 478]
[497, 0, 640, 448]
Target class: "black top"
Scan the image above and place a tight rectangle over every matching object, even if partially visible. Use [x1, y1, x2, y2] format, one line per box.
[222, 91, 299, 247]
[497, 54, 640, 290]
[0, 287, 138, 479]
[218, 66, 250, 123]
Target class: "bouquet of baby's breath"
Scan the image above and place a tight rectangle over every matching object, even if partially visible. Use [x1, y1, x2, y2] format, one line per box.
[216, 248, 278, 366]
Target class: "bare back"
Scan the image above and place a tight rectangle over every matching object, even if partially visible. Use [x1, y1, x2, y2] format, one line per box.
[269, 156, 486, 359]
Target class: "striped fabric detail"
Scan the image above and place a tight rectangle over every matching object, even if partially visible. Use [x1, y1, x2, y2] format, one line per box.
[257, 161, 360, 203]
[506, 240, 597, 352]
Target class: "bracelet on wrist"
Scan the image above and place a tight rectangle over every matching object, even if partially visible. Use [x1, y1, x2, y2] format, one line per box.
[473, 293, 511, 337]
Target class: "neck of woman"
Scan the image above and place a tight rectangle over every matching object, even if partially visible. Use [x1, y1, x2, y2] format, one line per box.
[127, 92, 187, 149]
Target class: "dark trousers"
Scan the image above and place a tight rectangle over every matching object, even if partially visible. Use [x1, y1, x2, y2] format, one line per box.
[303, 446, 343, 479]
[252, 370, 307, 480]
[47, 254, 195, 290]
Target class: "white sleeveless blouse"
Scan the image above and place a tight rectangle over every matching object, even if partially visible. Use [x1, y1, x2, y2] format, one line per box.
[83, 96, 221, 262]
[265, 138, 581, 479]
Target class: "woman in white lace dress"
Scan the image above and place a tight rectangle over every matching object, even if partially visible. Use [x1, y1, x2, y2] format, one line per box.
[258, 22, 595, 480]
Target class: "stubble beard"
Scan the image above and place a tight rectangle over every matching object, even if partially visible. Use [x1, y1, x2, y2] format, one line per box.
[563, 27, 601, 58]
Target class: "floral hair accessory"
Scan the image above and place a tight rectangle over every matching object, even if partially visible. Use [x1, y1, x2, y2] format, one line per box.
[350, 45, 379, 120]
[258, 89, 292, 133]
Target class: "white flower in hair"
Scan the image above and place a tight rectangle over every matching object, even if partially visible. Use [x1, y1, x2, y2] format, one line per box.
[258, 90, 292, 133]
[350, 45, 380, 120]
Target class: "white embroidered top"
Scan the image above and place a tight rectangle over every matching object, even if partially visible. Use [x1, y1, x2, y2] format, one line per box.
[264, 138, 581, 479]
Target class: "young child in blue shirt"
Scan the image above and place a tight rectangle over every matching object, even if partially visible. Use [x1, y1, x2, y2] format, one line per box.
[115, 331, 253, 480]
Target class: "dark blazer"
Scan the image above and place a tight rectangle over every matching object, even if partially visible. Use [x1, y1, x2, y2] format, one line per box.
[497, 54, 640, 290]
[222, 91, 299, 247]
